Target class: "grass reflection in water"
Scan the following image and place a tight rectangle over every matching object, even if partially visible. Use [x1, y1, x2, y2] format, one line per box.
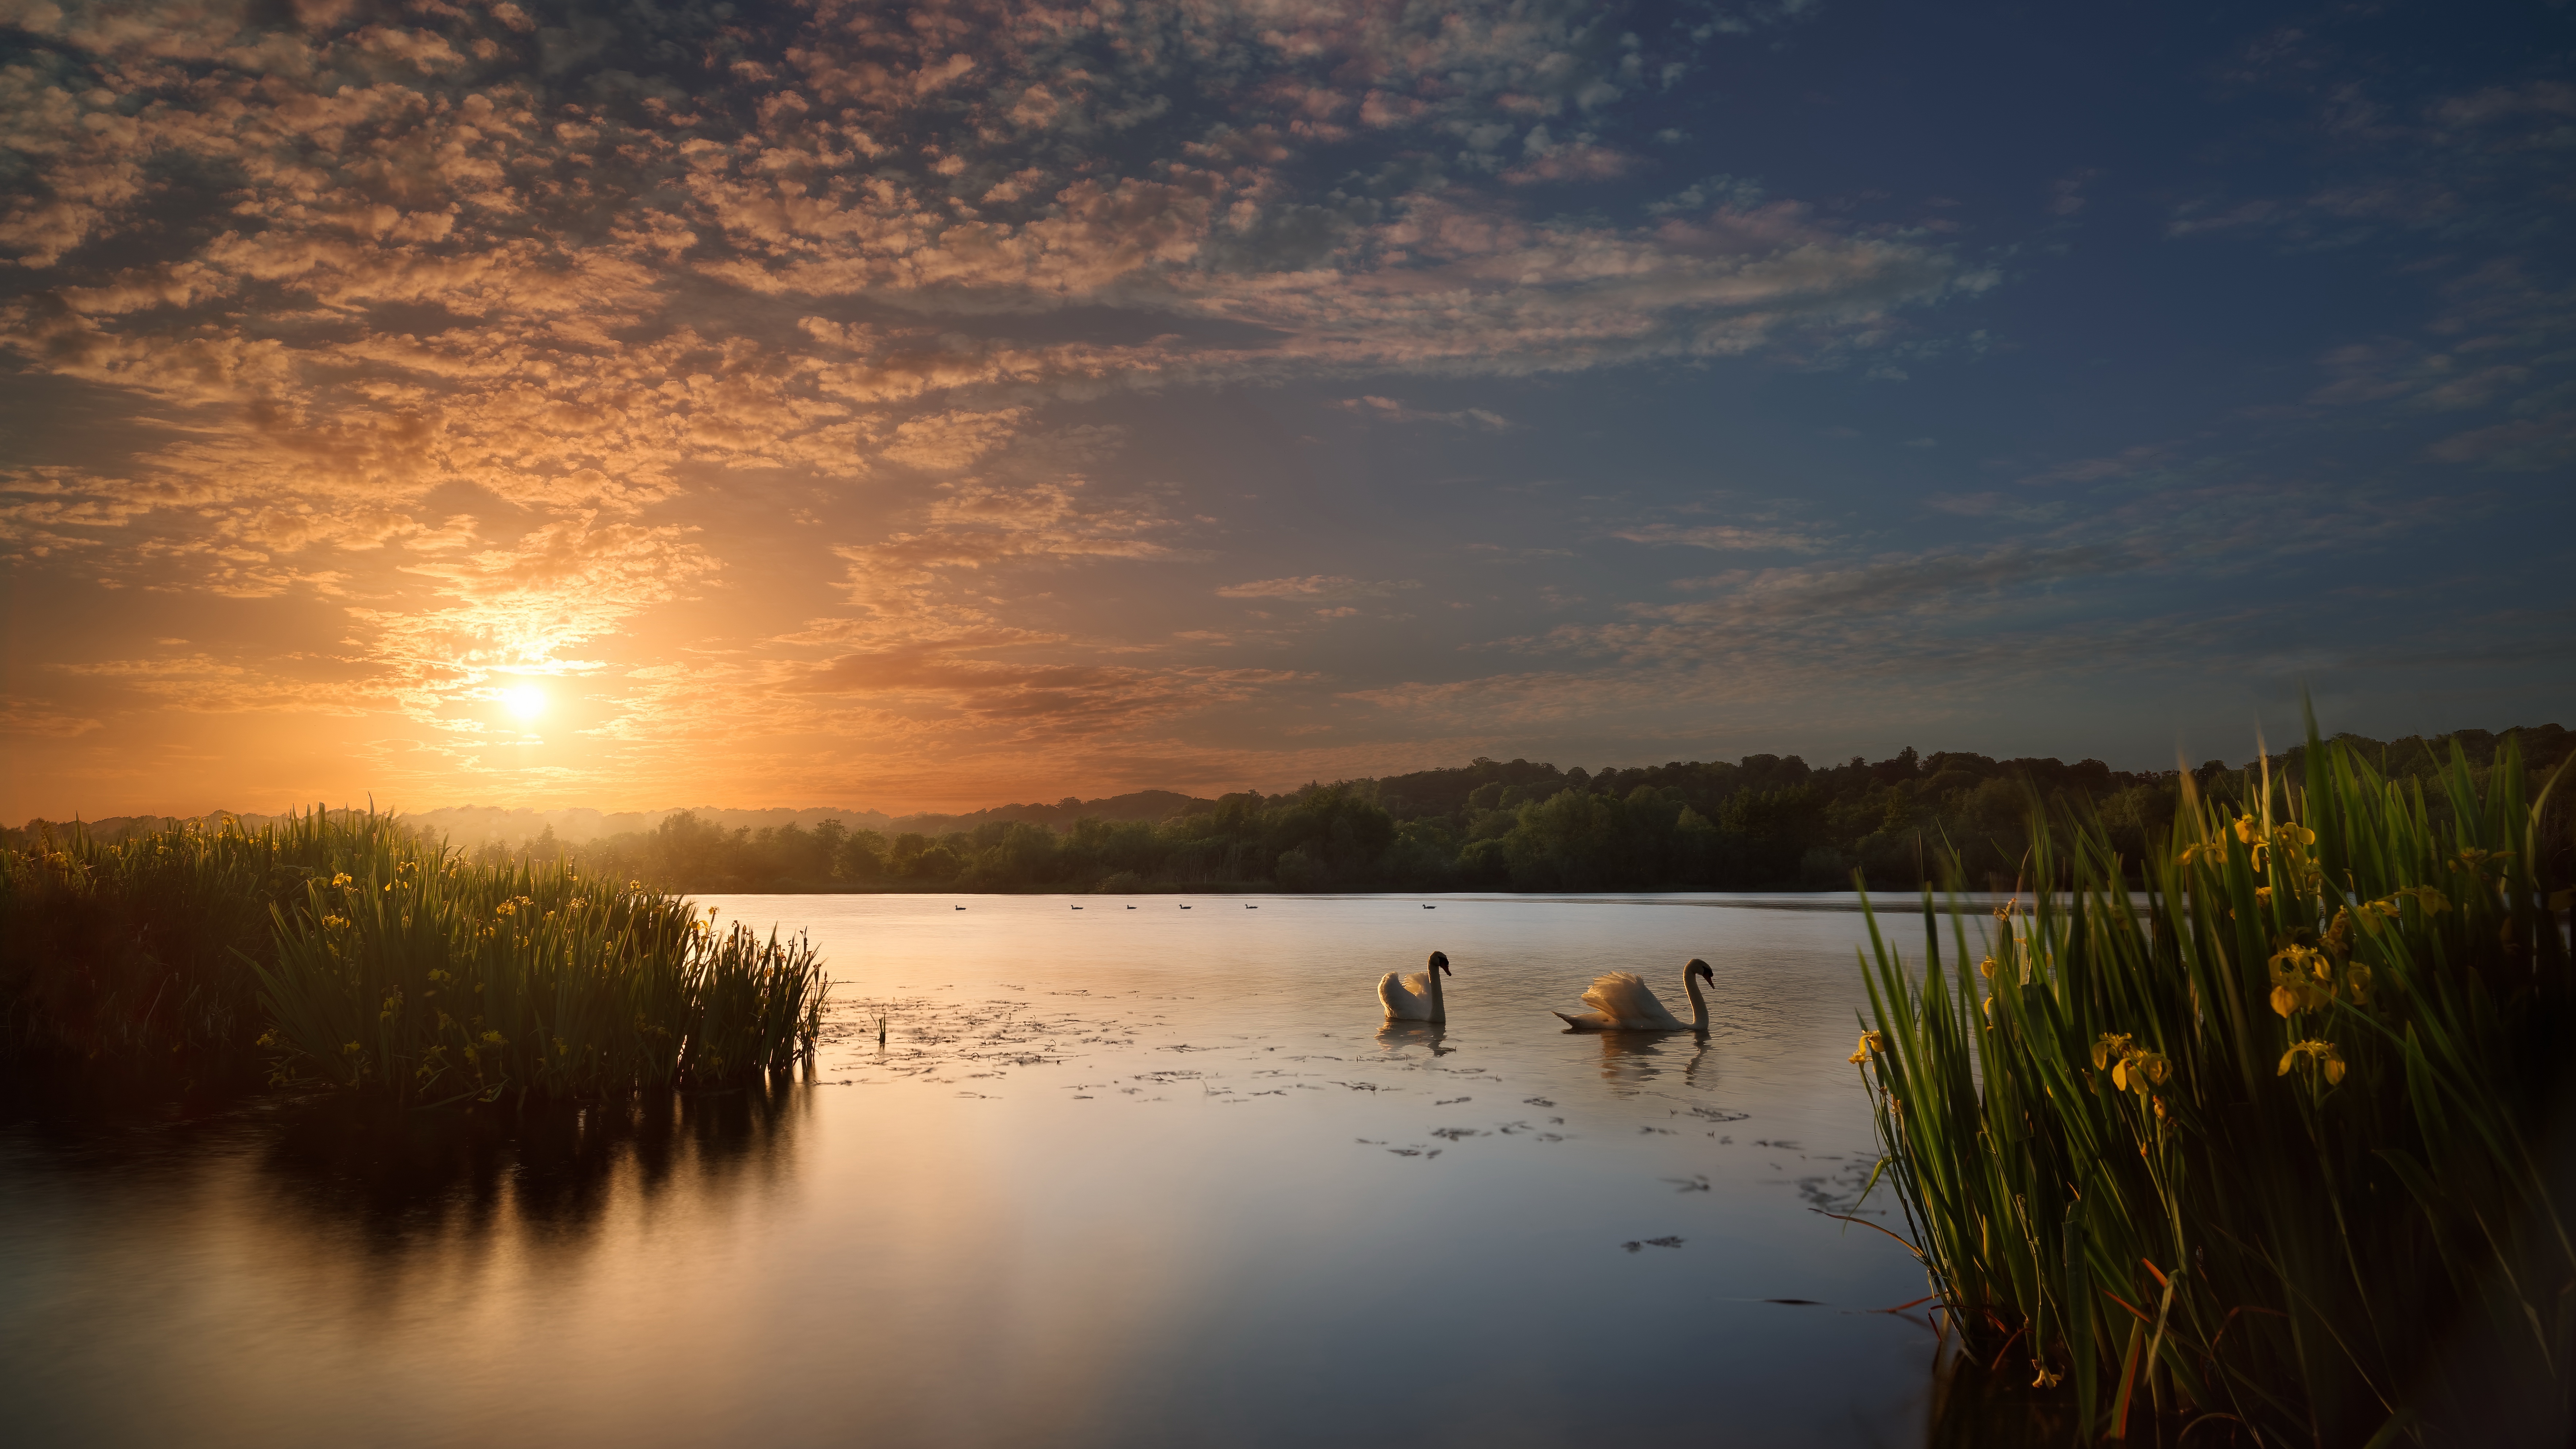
[256, 1082, 811, 1240]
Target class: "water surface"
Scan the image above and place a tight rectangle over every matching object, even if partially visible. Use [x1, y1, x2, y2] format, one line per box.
[1, 893, 1949, 1447]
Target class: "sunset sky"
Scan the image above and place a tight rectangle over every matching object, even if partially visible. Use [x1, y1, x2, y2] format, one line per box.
[3, 0, 2570, 819]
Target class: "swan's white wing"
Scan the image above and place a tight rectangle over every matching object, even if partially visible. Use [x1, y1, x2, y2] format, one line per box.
[1379, 971, 1431, 1019]
[1579, 971, 1687, 1030]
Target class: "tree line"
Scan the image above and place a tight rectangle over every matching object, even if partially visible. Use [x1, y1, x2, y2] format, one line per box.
[452, 724, 2570, 895]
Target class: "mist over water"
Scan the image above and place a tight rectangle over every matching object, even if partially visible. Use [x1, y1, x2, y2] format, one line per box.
[2, 895, 1948, 1448]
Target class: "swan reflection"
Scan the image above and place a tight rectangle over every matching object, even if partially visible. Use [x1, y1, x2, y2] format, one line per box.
[1375, 1020, 1453, 1056]
[1590, 1030, 1713, 1088]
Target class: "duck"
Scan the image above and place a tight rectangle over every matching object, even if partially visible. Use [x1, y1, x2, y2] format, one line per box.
[1553, 959, 1713, 1033]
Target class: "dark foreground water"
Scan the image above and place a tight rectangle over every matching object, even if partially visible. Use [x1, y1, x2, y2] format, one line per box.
[1, 894, 1950, 1448]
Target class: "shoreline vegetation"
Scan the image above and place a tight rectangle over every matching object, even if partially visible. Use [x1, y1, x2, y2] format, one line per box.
[15, 726, 2567, 899]
[1856, 718, 2574, 1443]
[0, 809, 825, 1098]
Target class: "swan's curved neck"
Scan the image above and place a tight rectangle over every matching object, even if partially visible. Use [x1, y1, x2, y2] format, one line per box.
[1427, 964, 1446, 1023]
[1683, 971, 1708, 1032]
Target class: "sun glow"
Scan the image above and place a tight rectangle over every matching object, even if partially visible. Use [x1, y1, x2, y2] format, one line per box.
[501, 683, 547, 722]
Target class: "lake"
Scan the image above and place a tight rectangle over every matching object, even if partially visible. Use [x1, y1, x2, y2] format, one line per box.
[0, 893, 1961, 1447]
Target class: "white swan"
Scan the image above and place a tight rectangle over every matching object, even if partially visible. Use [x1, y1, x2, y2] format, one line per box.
[1553, 959, 1713, 1033]
[1379, 950, 1451, 1023]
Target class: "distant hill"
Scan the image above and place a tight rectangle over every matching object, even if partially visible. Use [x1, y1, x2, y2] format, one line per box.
[10, 723, 2563, 849]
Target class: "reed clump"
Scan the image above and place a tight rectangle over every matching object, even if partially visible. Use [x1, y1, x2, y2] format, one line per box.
[0, 809, 419, 1085]
[1852, 724, 2573, 1442]
[1, 808, 826, 1102]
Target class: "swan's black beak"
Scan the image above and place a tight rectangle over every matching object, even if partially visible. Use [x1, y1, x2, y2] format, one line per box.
[1689, 958, 1713, 979]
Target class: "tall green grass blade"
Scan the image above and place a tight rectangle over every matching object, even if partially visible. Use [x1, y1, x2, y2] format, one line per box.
[1865, 713, 2575, 1440]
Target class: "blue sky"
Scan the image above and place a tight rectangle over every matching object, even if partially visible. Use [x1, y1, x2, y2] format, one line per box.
[0, 0, 2568, 815]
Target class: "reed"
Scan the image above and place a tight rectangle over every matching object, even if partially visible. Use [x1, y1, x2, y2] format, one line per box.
[0, 808, 421, 1084]
[1850, 721, 2574, 1442]
[1, 808, 827, 1102]
[257, 862, 827, 1103]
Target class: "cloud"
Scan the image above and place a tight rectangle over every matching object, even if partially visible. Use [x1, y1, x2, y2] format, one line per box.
[2017, 445, 2170, 487]
[880, 408, 1032, 471]
[1330, 396, 1513, 430]
[343, 517, 722, 723]
[1502, 140, 1641, 186]
[1609, 523, 1827, 553]
[777, 644, 1309, 741]
[2426, 403, 2576, 472]
[0, 0, 2029, 809]
[0, 700, 103, 737]
[52, 652, 393, 716]
[825, 466, 1189, 639]
[2048, 168, 2103, 217]
[1650, 545, 2125, 624]
[1216, 575, 1420, 601]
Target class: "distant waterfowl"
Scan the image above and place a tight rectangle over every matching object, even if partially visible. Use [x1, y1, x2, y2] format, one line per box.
[1071, 905, 1083, 910]
[1553, 959, 1713, 1033]
[1180, 904, 1192, 909]
[1126, 904, 1136, 909]
[1379, 950, 1452, 1023]
[1422, 903, 1436, 909]
[1246, 903, 1258, 909]
[955, 905, 965, 911]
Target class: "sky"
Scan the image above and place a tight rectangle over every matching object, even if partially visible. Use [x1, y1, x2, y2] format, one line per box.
[1, 0, 2571, 819]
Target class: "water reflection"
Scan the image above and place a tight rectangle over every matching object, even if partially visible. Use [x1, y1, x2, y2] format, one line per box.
[256, 1080, 808, 1250]
[2, 896, 1941, 1449]
[1588, 1030, 1712, 1092]
[1373, 1020, 1453, 1056]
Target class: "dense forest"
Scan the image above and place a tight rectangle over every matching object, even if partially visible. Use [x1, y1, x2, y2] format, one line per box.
[435, 725, 2575, 893]
[16, 725, 2565, 896]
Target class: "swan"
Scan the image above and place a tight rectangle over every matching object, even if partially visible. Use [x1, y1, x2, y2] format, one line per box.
[1379, 950, 1452, 1023]
[1553, 959, 1713, 1033]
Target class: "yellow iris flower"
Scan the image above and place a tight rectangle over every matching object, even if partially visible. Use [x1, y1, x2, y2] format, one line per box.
[2277, 1039, 2347, 1085]
[2091, 1032, 2170, 1095]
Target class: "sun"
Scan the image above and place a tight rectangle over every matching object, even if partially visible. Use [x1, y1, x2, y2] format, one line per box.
[501, 683, 546, 722]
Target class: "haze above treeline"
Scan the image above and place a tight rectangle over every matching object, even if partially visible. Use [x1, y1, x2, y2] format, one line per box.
[15, 725, 2563, 899]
